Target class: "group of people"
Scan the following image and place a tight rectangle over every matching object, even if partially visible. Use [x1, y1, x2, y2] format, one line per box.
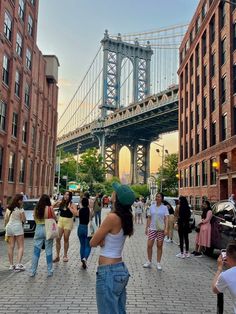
[3, 188, 236, 313]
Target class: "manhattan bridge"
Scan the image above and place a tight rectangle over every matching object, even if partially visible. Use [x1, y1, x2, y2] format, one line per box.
[57, 24, 187, 184]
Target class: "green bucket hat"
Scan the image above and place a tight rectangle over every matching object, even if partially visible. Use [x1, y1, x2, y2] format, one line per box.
[112, 182, 135, 206]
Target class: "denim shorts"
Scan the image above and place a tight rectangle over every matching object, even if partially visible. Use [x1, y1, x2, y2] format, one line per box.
[96, 262, 130, 314]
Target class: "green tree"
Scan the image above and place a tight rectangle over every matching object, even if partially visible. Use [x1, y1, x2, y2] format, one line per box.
[78, 148, 105, 192]
[156, 153, 178, 196]
[59, 151, 77, 182]
[130, 184, 150, 199]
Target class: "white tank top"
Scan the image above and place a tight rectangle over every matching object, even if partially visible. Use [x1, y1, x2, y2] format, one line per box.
[100, 229, 126, 258]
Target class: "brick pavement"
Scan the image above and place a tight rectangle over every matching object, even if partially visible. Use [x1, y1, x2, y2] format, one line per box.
[0, 212, 233, 314]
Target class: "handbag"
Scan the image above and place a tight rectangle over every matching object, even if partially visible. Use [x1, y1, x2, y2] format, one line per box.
[45, 207, 59, 240]
[87, 220, 97, 238]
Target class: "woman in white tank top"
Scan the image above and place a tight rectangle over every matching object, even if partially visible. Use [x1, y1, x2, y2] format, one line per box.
[90, 182, 135, 314]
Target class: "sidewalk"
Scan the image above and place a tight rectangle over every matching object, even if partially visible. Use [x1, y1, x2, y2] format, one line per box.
[0, 214, 233, 314]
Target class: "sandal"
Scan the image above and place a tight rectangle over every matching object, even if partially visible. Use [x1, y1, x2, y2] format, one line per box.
[53, 256, 60, 263]
[63, 256, 69, 262]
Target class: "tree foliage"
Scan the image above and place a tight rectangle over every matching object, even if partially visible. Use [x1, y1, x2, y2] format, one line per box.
[59, 150, 77, 182]
[156, 153, 178, 196]
[130, 184, 149, 199]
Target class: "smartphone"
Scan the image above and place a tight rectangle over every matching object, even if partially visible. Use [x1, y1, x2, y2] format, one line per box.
[221, 249, 227, 260]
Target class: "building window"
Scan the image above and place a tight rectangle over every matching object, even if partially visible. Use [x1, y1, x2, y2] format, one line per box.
[180, 98, 183, 113]
[12, 112, 18, 138]
[196, 104, 200, 125]
[196, 16, 201, 34]
[233, 65, 236, 94]
[196, 75, 200, 95]
[233, 22, 236, 51]
[32, 126, 36, 148]
[180, 73, 183, 90]
[201, 2, 207, 20]
[196, 45, 199, 67]
[203, 65, 207, 87]
[190, 55, 193, 76]
[195, 163, 200, 186]
[234, 107, 236, 135]
[190, 83, 194, 102]
[24, 83, 30, 107]
[185, 141, 188, 159]
[211, 121, 216, 146]
[221, 76, 226, 104]
[190, 165, 194, 187]
[211, 53, 215, 77]
[185, 116, 188, 134]
[4, 11, 12, 41]
[27, 15, 33, 36]
[202, 32, 207, 56]
[8, 153, 15, 182]
[2, 55, 10, 85]
[185, 65, 188, 83]
[190, 111, 194, 130]
[211, 87, 216, 112]
[221, 38, 226, 65]
[18, 0, 25, 20]
[30, 0, 35, 5]
[19, 158, 25, 183]
[202, 160, 208, 186]
[196, 133, 200, 154]
[180, 145, 183, 161]
[203, 128, 207, 150]
[29, 160, 33, 186]
[210, 159, 217, 185]
[190, 138, 193, 157]
[210, 15, 215, 43]
[16, 33, 23, 57]
[222, 114, 227, 140]
[184, 168, 189, 187]
[26, 48, 32, 70]
[180, 121, 183, 138]
[22, 121, 27, 143]
[180, 170, 183, 188]
[185, 91, 188, 109]
[0, 146, 3, 180]
[15, 70, 20, 97]
[203, 96, 207, 119]
[220, 2, 226, 30]
[0, 101, 6, 131]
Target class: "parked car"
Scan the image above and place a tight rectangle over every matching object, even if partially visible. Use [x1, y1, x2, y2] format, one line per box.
[23, 199, 39, 234]
[205, 200, 236, 255]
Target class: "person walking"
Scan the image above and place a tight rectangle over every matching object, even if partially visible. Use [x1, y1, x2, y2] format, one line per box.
[53, 191, 77, 263]
[175, 196, 191, 258]
[90, 182, 135, 314]
[143, 192, 169, 270]
[77, 197, 91, 269]
[4, 194, 26, 271]
[30, 194, 57, 277]
[192, 200, 212, 257]
[212, 240, 236, 314]
[93, 193, 102, 227]
[163, 200, 175, 243]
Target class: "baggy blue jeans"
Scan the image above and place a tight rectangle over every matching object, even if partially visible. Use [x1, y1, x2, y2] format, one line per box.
[31, 224, 53, 276]
[77, 224, 91, 260]
[95, 210, 101, 226]
[96, 262, 130, 314]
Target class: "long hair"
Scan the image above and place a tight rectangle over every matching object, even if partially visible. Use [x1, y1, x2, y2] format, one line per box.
[34, 194, 51, 220]
[201, 200, 212, 219]
[60, 191, 73, 208]
[8, 194, 23, 212]
[114, 198, 133, 237]
[179, 196, 191, 221]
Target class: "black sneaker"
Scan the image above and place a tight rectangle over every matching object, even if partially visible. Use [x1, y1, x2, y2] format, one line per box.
[81, 258, 87, 269]
[191, 251, 196, 255]
[194, 252, 202, 257]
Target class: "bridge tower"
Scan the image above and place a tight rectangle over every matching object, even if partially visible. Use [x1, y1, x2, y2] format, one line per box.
[93, 31, 153, 184]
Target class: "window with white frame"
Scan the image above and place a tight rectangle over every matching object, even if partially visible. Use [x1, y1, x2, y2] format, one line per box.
[12, 112, 18, 138]
[26, 48, 32, 70]
[2, 55, 10, 85]
[16, 33, 23, 57]
[4, 11, 12, 41]
[24, 82, 30, 107]
[18, 0, 25, 20]
[15, 70, 20, 97]
[8, 153, 15, 182]
[0, 101, 6, 131]
[19, 157, 25, 183]
[27, 15, 33, 36]
[22, 121, 27, 143]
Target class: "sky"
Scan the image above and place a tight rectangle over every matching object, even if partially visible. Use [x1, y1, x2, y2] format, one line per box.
[37, 0, 199, 175]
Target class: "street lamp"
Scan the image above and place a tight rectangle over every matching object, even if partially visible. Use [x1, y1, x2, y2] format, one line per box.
[155, 144, 168, 193]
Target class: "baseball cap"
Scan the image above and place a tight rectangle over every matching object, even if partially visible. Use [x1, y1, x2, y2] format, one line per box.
[112, 182, 135, 206]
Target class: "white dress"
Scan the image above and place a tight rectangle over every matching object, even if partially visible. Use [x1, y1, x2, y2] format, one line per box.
[5, 207, 24, 236]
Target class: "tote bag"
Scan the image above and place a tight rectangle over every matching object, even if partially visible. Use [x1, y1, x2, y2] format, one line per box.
[87, 220, 97, 238]
[45, 207, 59, 240]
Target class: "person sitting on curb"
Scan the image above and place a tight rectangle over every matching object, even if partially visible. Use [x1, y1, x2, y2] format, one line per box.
[212, 240, 236, 314]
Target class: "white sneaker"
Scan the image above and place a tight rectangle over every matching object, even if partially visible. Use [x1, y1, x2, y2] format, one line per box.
[185, 252, 191, 258]
[176, 253, 185, 258]
[143, 261, 152, 268]
[9, 265, 15, 270]
[157, 263, 162, 270]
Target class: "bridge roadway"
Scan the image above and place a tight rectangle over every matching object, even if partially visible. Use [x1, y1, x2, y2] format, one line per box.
[0, 209, 232, 313]
[57, 85, 179, 154]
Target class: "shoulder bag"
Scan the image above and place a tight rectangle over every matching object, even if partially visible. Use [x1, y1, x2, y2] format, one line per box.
[45, 206, 59, 240]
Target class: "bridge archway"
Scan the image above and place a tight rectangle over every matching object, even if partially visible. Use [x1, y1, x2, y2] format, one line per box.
[120, 57, 134, 107]
[119, 146, 131, 183]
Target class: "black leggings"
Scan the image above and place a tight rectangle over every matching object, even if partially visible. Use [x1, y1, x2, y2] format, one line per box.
[178, 223, 189, 253]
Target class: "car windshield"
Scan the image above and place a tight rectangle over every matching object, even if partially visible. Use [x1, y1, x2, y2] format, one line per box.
[72, 197, 80, 203]
[23, 200, 38, 211]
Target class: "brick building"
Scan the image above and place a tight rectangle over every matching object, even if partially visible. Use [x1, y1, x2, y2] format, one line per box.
[178, 0, 236, 206]
[0, 0, 59, 205]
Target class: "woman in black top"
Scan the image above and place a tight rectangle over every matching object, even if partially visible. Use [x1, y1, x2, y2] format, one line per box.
[77, 197, 91, 269]
[174, 196, 191, 258]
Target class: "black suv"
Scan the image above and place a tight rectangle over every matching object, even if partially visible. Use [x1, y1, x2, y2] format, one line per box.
[209, 200, 236, 254]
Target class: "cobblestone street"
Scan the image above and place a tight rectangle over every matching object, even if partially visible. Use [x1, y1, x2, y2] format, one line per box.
[0, 210, 233, 313]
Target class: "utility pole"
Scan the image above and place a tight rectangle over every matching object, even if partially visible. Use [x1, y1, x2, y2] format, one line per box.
[76, 143, 81, 182]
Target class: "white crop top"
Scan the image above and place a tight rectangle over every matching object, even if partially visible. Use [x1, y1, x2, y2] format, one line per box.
[100, 229, 126, 258]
